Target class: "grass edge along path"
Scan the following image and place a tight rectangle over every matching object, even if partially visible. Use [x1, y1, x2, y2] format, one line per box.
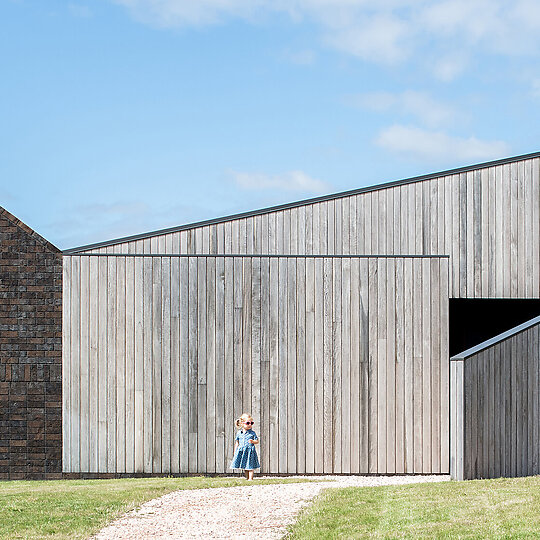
[0, 476, 318, 539]
[287, 476, 540, 539]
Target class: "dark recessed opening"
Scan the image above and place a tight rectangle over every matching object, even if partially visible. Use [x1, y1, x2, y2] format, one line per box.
[449, 298, 540, 357]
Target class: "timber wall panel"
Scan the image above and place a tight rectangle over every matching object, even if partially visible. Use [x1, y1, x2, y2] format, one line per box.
[80, 157, 540, 300]
[451, 320, 540, 480]
[63, 255, 449, 474]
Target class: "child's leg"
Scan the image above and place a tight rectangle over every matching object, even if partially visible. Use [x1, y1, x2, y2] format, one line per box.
[247, 470, 254, 480]
[244, 470, 249, 479]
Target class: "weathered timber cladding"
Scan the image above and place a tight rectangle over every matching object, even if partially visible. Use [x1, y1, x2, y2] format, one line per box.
[451, 319, 540, 480]
[80, 157, 540, 300]
[63, 255, 449, 474]
[0, 208, 62, 480]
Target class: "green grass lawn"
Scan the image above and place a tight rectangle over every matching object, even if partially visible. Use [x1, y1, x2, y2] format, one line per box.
[288, 476, 540, 539]
[0, 476, 315, 540]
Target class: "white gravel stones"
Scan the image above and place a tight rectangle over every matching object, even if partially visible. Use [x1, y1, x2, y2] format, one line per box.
[93, 475, 450, 540]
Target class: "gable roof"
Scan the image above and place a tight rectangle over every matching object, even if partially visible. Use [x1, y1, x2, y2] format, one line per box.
[64, 150, 540, 254]
[0, 206, 60, 253]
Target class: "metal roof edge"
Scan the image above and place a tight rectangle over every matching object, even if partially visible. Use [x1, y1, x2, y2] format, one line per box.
[62, 253, 450, 258]
[450, 314, 540, 361]
[64, 150, 540, 254]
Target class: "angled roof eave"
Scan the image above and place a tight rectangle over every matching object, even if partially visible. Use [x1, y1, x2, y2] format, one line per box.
[450, 314, 540, 361]
[63, 150, 540, 254]
[0, 206, 60, 253]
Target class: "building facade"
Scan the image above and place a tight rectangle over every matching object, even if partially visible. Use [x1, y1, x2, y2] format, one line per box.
[62, 151, 540, 478]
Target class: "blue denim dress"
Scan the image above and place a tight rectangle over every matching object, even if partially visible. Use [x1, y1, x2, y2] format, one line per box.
[230, 429, 260, 470]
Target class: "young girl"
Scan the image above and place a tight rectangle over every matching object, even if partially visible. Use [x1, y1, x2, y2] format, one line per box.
[230, 413, 260, 480]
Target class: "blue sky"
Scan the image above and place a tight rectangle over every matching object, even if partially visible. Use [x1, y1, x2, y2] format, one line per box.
[2, 0, 540, 249]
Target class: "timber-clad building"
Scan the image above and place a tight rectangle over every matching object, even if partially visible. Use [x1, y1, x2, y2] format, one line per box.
[3, 151, 540, 480]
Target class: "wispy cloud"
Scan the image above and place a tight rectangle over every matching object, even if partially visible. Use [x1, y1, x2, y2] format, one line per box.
[431, 54, 468, 82]
[113, 0, 260, 27]
[324, 14, 411, 64]
[231, 170, 331, 194]
[112, 0, 540, 76]
[347, 91, 457, 128]
[47, 200, 211, 249]
[376, 125, 509, 162]
[283, 49, 316, 65]
[68, 4, 93, 18]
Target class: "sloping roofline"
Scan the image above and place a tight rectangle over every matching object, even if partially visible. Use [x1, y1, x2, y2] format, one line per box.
[1, 206, 60, 253]
[64, 150, 540, 254]
[450, 314, 540, 361]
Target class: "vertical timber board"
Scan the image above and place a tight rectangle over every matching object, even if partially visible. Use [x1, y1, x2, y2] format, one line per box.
[450, 360, 464, 480]
[386, 258, 396, 474]
[332, 257, 342, 473]
[250, 257, 261, 470]
[197, 257, 207, 471]
[268, 257, 279, 472]
[259, 256, 270, 474]
[223, 256, 234, 472]
[277, 257, 288, 471]
[215, 256, 226, 472]
[296, 257, 307, 474]
[349, 257, 360, 473]
[88, 257, 99, 471]
[322, 257, 333, 472]
[206, 257, 216, 473]
[134, 257, 144, 472]
[125, 256, 136, 472]
[367, 258, 379, 473]
[79, 256, 90, 472]
[169, 256, 180, 473]
[161, 255, 171, 473]
[287, 257, 297, 473]
[187, 257, 198, 473]
[62, 257, 72, 472]
[341, 258, 351, 473]
[403, 258, 414, 472]
[313, 257, 324, 473]
[394, 258, 405, 473]
[116, 256, 126, 473]
[179, 256, 189, 472]
[305, 257, 315, 473]
[358, 258, 370, 473]
[151, 256, 162, 473]
[97, 255, 108, 472]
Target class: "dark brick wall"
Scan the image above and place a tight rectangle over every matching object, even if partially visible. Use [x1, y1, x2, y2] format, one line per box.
[0, 208, 62, 480]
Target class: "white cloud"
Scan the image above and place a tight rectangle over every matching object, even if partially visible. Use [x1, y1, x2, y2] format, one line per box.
[324, 14, 411, 64]
[348, 91, 456, 128]
[111, 0, 540, 76]
[431, 54, 468, 82]
[68, 4, 93, 18]
[376, 125, 509, 161]
[284, 49, 316, 65]
[232, 170, 330, 194]
[113, 0, 262, 26]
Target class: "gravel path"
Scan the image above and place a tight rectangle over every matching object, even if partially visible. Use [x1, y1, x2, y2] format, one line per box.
[93, 475, 449, 539]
